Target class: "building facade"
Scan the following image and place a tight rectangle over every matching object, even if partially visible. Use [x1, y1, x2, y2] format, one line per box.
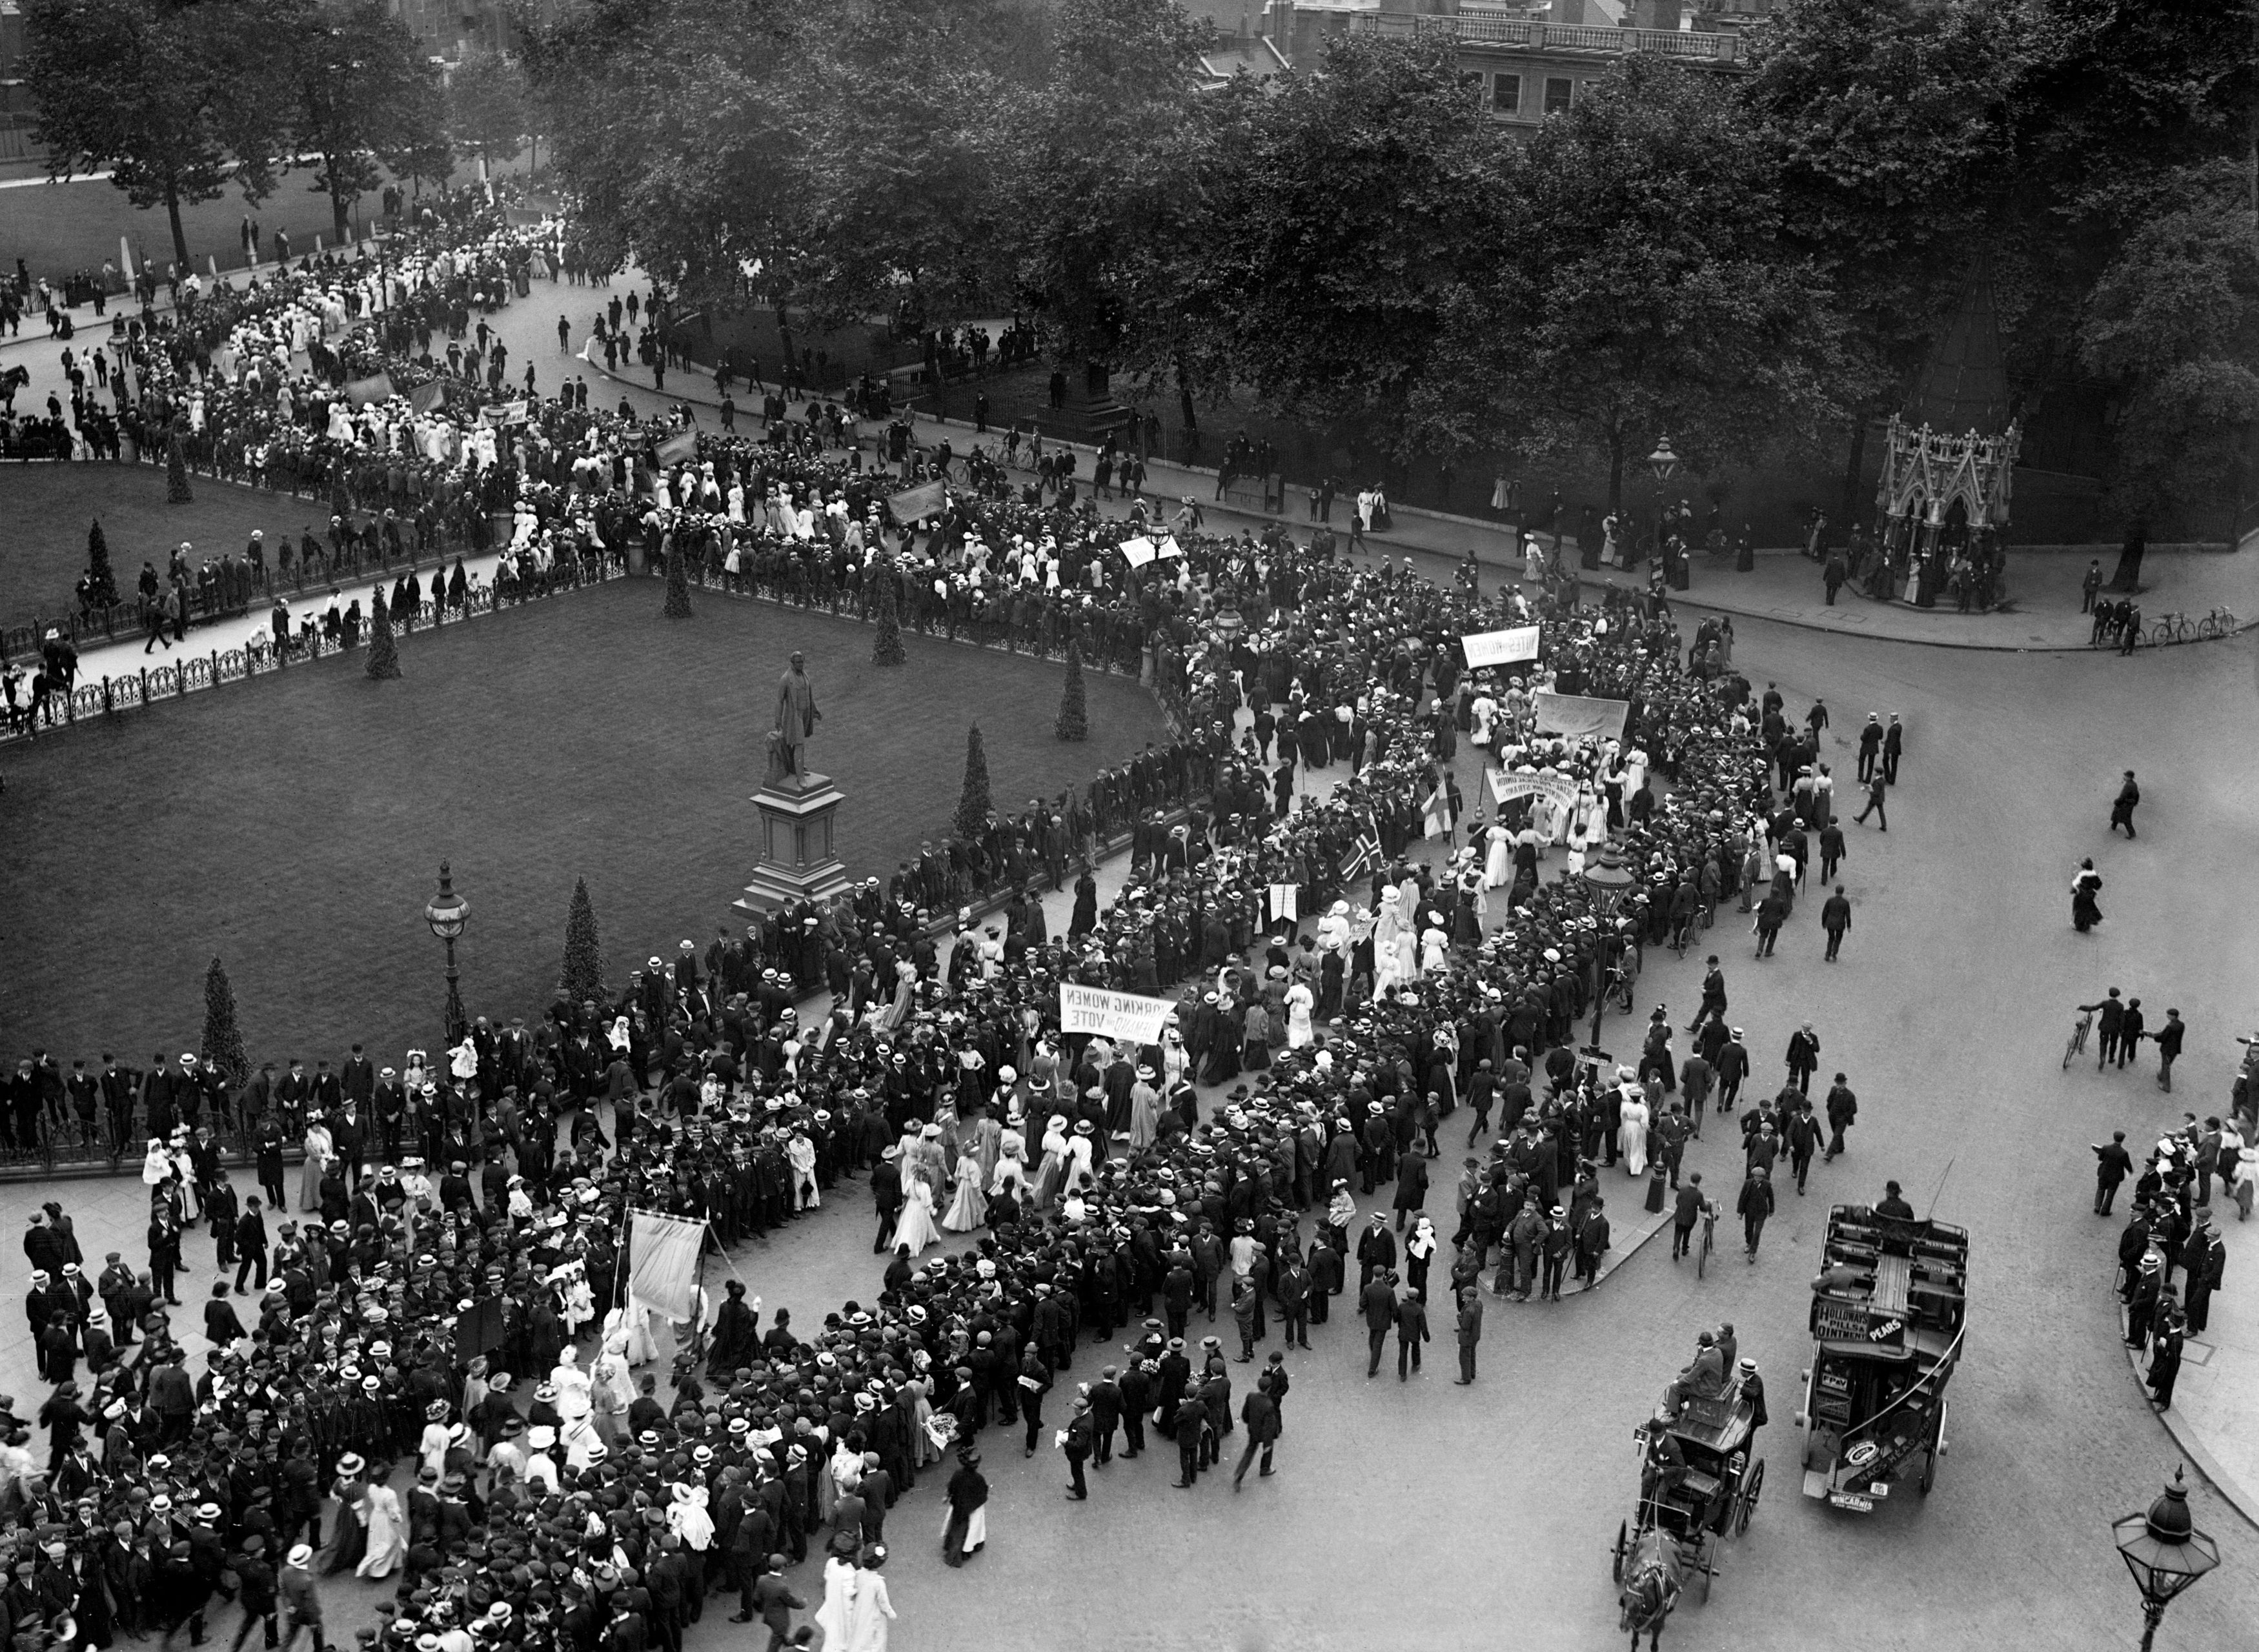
[1264, 0, 1752, 125]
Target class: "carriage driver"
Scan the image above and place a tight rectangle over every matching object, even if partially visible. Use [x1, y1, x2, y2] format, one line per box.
[1639, 1410, 1690, 1505]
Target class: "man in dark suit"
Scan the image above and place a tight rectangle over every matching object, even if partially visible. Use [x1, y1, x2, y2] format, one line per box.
[1361, 1271, 1398, 1378]
[2092, 1131, 2134, 1215]
[234, 1196, 269, 1293]
[1820, 885, 1852, 961]
[1453, 1286, 1484, 1384]
[341, 1045, 376, 1111]
[1394, 1287, 1429, 1380]
[1355, 1213, 1395, 1287]
[869, 1148, 904, 1253]
[1231, 1372, 1279, 1489]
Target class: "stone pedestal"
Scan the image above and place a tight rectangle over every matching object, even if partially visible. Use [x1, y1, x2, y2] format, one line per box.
[732, 771, 853, 916]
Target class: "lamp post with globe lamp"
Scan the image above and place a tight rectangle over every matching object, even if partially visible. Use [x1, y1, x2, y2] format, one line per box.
[1647, 434, 1679, 571]
[2112, 1466, 2218, 1650]
[425, 862, 472, 1048]
[1581, 849, 1636, 1064]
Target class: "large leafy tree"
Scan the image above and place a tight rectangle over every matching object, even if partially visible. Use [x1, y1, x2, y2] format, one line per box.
[521, 0, 806, 305]
[21, 0, 289, 268]
[449, 48, 529, 174]
[284, 0, 447, 244]
[2076, 160, 2259, 532]
[1742, 0, 2036, 513]
[787, 0, 1051, 331]
[1743, 0, 2259, 523]
[998, 0, 1210, 365]
[1425, 54, 1839, 512]
[1137, 37, 1503, 454]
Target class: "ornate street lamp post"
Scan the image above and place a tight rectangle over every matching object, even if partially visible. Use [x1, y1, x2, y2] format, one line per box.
[425, 862, 472, 1047]
[1647, 434, 1679, 565]
[1581, 849, 1635, 1060]
[2112, 1466, 2219, 1650]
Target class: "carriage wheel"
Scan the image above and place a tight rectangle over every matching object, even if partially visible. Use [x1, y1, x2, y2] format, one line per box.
[1611, 1519, 1629, 1583]
[1920, 1401, 1948, 1495]
[1736, 1458, 1766, 1535]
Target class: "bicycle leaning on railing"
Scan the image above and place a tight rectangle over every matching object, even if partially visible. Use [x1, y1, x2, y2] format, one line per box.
[2100, 606, 2239, 650]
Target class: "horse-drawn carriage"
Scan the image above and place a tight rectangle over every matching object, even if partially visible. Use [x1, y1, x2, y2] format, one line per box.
[1609, 1378, 1765, 1647]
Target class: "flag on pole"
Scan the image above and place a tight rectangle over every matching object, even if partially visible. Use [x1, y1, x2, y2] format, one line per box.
[656, 431, 698, 467]
[1339, 833, 1381, 881]
[626, 1210, 705, 1322]
[1422, 784, 1452, 840]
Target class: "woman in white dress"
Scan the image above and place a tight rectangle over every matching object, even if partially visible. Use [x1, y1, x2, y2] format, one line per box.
[418, 1403, 452, 1482]
[942, 1157, 988, 1233]
[1565, 804, 1594, 879]
[893, 1176, 943, 1253]
[1029, 1118, 1069, 1207]
[989, 1131, 1029, 1204]
[605, 1297, 660, 1367]
[1284, 980, 1315, 1048]
[1530, 786, 1561, 849]
[1062, 1122, 1098, 1194]
[1617, 1085, 1652, 1177]
[814, 1549, 859, 1650]
[1470, 689, 1498, 749]
[1372, 890, 1406, 996]
[1483, 820, 1513, 889]
[1418, 920, 1449, 979]
[356, 1460, 407, 1578]
[846, 1549, 898, 1651]
[299, 1117, 333, 1211]
[591, 1332, 635, 1445]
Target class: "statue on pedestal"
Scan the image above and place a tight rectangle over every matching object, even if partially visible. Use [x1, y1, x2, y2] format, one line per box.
[773, 650, 822, 783]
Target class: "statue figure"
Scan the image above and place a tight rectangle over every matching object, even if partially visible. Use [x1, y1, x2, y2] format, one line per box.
[773, 650, 822, 783]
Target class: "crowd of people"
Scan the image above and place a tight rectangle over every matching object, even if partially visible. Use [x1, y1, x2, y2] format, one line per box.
[2107, 1116, 2242, 1413]
[0, 174, 1996, 1651]
[0, 414, 1885, 1647]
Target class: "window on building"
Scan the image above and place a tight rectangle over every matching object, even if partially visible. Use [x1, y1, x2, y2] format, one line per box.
[1494, 74, 1523, 116]
[1544, 77, 1574, 116]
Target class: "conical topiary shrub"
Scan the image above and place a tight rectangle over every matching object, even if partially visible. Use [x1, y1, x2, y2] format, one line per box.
[663, 536, 694, 618]
[872, 562, 906, 667]
[1056, 640, 1089, 741]
[166, 431, 194, 503]
[560, 877, 604, 1004]
[200, 956, 248, 1082]
[955, 725, 992, 842]
[365, 587, 402, 679]
[86, 519, 117, 605]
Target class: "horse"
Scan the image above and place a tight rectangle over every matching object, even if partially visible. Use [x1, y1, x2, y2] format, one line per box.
[1616, 1526, 1684, 1651]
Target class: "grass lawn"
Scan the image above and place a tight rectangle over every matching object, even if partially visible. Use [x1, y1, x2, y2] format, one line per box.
[0, 578, 1166, 1069]
[0, 463, 411, 645]
[0, 160, 531, 287]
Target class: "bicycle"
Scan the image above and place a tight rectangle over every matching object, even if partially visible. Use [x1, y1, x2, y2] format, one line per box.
[2151, 612, 2194, 645]
[2199, 606, 2240, 640]
[1697, 1201, 1719, 1278]
[2064, 1009, 2093, 1069]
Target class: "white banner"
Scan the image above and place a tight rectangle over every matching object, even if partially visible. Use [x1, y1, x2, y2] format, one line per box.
[1119, 536, 1157, 568]
[1461, 626, 1541, 668]
[1059, 983, 1179, 1044]
[1532, 690, 1629, 743]
[627, 1210, 706, 1323]
[1488, 769, 1581, 809]
[1156, 536, 1184, 559]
